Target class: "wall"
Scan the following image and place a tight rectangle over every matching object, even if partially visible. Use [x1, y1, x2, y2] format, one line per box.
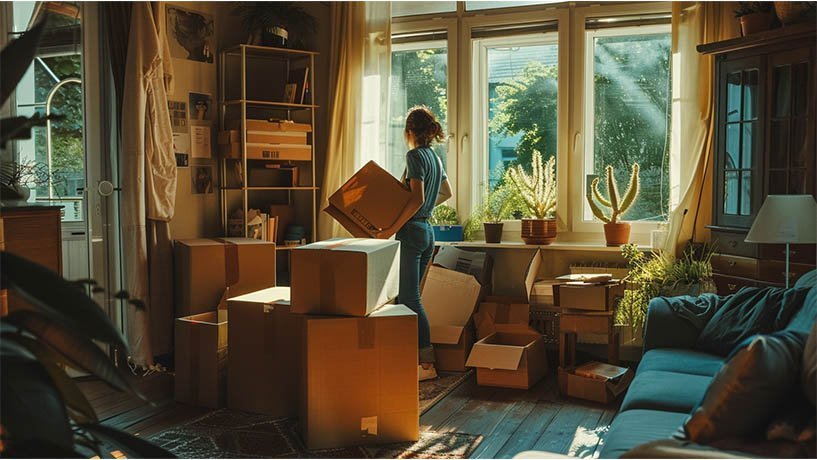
[166, 1, 331, 240]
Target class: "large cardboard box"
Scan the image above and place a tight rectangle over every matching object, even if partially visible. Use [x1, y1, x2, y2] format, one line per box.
[433, 245, 493, 286]
[301, 304, 419, 450]
[218, 129, 308, 145]
[473, 302, 532, 340]
[466, 330, 547, 389]
[291, 238, 399, 316]
[174, 238, 276, 317]
[227, 287, 303, 416]
[557, 282, 625, 312]
[219, 142, 312, 161]
[421, 266, 482, 372]
[558, 366, 634, 404]
[324, 161, 421, 239]
[175, 310, 228, 408]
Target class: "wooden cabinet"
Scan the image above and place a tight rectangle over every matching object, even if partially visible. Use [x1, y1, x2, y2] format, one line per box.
[699, 24, 817, 292]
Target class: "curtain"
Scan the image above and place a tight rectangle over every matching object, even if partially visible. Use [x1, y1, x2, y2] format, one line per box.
[102, 2, 132, 115]
[120, 2, 177, 367]
[663, 2, 740, 255]
[318, 2, 391, 241]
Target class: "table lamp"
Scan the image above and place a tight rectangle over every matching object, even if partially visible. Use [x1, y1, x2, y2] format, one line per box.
[745, 195, 817, 288]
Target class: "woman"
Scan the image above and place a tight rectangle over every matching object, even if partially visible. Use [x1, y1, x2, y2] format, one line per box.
[380, 106, 452, 381]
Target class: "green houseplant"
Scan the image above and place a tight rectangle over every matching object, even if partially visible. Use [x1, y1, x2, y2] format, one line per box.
[232, 3, 318, 49]
[586, 163, 640, 246]
[505, 150, 557, 245]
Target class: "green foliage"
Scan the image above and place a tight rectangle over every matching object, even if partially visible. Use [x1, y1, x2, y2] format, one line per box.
[463, 181, 524, 241]
[430, 204, 459, 226]
[616, 243, 716, 329]
[734, 2, 774, 17]
[587, 163, 640, 223]
[505, 150, 557, 219]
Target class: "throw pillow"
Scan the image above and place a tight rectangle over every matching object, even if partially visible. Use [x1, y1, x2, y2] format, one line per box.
[685, 330, 808, 444]
[696, 286, 808, 356]
[804, 321, 817, 405]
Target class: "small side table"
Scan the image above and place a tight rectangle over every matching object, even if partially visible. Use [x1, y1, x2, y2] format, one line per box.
[559, 310, 620, 367]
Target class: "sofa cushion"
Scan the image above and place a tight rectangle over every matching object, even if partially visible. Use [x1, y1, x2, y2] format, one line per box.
[621, 370, 713, 413]
[637, 348, 725, 377]
[803, 322, 817, 405]
[599, 409, 688, 459]
[786, 286, 817, 334]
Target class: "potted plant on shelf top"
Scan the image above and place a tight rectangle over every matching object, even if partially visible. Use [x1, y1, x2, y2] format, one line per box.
[430, 204, 463, 242]
[0, 160, 53, 202]
[232, 2, 318, 49]
[586, 163, 640, 246]
[734, 2, 776, 36]
[463, 182, 522, 244]
[505, 150, 557, 245]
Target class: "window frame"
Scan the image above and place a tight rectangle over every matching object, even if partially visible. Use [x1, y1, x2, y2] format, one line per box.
[576, 23, 673, 234]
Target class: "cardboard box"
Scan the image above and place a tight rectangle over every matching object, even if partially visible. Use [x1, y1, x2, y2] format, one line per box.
[473, 301, 532, 340]
[175, 310, 228, 408]
[219, 142, 312, 161]
[557, 282, 625, 312]
[227, 287, 303, 416]
[240, 119, 313, 133]
[433, 245, 493, 286]
[558, 366, 634, 404]
[324, 161, 421, 239]
[421, 265, 482, 372]
[466, 330, 547, 389]
[174, 238, 276, 317]
[291, 238, 399, 316]
[301, 304, 419, 450]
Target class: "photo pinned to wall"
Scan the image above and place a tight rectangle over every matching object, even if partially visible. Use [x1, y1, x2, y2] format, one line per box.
[189, 92, 212, 121]
[173, 132, 190, 167]
[191, 125, 212, 158]
[166, 5, 214, 63]
[168, 100, 188, 133]
[191, 164, 214, 194]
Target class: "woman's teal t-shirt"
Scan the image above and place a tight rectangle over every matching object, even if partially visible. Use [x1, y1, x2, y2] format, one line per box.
[404, 146, 446, 219]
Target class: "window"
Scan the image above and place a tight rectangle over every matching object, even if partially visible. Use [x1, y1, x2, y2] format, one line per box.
[465, 1, 563, 11]
[583, 26, 672, 223]
[386, 38, 450, 179]
[392, 2, 457, 18]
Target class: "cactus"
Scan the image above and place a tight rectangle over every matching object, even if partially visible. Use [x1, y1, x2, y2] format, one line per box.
[587, 163, 640, 223]
[505, 150, 557, 219]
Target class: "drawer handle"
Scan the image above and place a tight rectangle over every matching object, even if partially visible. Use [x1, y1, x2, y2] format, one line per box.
[729, 240, 738, 248]
[789, 250, 797, 256]
[728, 261, 737, 267]
[727, 283, 737, 291]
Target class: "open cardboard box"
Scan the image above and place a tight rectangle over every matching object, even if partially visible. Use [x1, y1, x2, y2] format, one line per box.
[324, 161, 421, 239]
[558, 366, 634, 404]
[291, 238, 399, 316]
[556, 281, 625, 312]
[227, 287, 303, 417]
[175, 310, 228, 409]
[433, 245, 493, 286]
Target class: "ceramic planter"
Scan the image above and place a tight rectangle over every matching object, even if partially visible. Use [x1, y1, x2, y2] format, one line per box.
[483, 222, 504, 244]
[521, 218, 556, 245]
[603, 222, 631, 246]
[740, 12, 775, 35]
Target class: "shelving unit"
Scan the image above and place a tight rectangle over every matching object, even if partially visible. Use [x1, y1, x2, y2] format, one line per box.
[218, 44, 319, 250]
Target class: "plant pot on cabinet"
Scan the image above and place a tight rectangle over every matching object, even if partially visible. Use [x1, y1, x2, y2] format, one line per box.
[603, 222, 630, 246]
[740, 12, 775, 35]
[521, 218, 556, 245]
[262, 26, 289, 47]
[483, 222, 504, 244]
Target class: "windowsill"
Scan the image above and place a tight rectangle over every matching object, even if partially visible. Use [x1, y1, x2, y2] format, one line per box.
[435, 240, 650, 252]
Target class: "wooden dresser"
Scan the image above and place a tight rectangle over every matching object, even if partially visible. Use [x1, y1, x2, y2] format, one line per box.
[0, 204, 63, 315]
[699, 24, 816, 294]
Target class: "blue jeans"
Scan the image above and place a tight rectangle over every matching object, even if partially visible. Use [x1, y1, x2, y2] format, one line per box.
[396, 219, 435, 363]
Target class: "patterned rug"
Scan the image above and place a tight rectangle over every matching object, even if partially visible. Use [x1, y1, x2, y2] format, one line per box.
[151, 371, 479, 459]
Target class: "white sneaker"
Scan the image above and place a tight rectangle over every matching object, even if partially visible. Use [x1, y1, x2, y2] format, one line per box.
[418, 364, 438, 381]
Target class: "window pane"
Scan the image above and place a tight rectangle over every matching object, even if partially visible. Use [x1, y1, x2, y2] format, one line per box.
[392, 2, 456, 17]
[466, 1, 562, 11]
[587, 31, 671, 222]
[387, 45, 449, 179]
[487, 42, 558, 189]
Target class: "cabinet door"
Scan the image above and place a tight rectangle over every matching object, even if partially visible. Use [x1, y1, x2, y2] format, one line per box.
[766, 46, 816, 198]
[715, 56, 764, 229]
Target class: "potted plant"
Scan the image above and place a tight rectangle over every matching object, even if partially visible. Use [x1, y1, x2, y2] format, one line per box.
[505, 150, 557, 245]
[232, 3, 317, 49]
[0, 160, 52, 201]
[735, 2, 776, 35]
[616, 243, 716, 345]
[430, 204, 463, 242]
[586, 163, 640, 246]
[463, 182, 521, 244]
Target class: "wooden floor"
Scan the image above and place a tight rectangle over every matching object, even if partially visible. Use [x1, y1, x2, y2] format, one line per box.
[78, 370, 616, 458]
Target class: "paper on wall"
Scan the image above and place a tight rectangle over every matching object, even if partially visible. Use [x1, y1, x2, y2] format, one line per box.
[191, 125, 212, 158]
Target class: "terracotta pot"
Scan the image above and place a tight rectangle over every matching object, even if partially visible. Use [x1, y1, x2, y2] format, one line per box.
[521, 218, 556, 245]
[603, 222, 631, 246]
[483, 222, 504, 244]
[740, 12, 775, 36]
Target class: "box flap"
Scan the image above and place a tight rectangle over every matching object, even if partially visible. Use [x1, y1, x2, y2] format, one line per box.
[422, 266, 482, 329]
[433, 246, 492, 286]
[296, 237, 398, 254]
[368, 303, 416, 318]
[523, 249, 543, 302]
[466, 340, 524, 371]
[176, 238, 224, 248]
[431, 325, 465, 345]
[228, 286, 291, 305]
[474, 302, 531, 339]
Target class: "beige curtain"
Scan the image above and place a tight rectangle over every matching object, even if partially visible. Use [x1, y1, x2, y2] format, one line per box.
[663, 2, 740, 255]
[318, 2, 391, 240]
[120, 2, 177, 366]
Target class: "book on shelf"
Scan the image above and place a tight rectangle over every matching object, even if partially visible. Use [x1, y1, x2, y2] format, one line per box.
[287, 67, 309, 104]
[573, 361, 629, 381]
[267, 216, 278, 243]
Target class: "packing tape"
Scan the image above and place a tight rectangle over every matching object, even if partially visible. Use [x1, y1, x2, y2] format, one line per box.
[319, 251, 335, 312]
[357, 318, 375, 349]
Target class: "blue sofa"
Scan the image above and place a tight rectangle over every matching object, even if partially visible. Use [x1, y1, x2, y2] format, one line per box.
[598, 271, 817, 458]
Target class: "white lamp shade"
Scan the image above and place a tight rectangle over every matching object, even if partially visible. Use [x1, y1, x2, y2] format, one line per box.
[745, 195, 817, 244]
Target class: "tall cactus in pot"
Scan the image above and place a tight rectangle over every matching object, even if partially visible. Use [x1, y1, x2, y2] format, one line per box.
[506, 150, 558, 244]
[587, 163, 640, 246]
